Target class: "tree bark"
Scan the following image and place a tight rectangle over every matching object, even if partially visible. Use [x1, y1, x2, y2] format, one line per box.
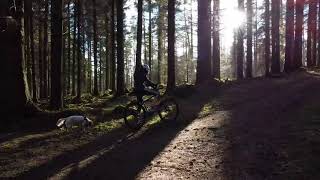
[167, 0, 176, 90]
[148, 0, 152, 78]
[265, 0, 270, 76]
[294, 0, 304, 69]
[212, 0, 220, 79]
[67, 0, 71, 95]
[105, 11, 110, 91]
[88, 37, 92, 93]
[307, 0, 317, 67]
[76, 0, 82, 99]
[136, 0, 143, 72]
[284, 0, 294, 72]
[318, 0, 320, 66]
[0, 0, 31, 119]
[72, 0, 77, 96]
[111, 0, 116, 93]
[29, 0, 37, 101]
[312, 0, 317, 66]
[116, 0, 125, 96]
[271, 0, 281, 74]
[157, 2, 164, 84]
[246, 0, 253, 78]
[196, 0, 211, 84]
[50, 0, 63, 109]
[43, 0, 49, 98]
[307, 0, 313, 67]
[237, 0, 244, 79]
[93, 0, 99, 96]
[38, 1, 44, 99]
[24, 0, 32, 91]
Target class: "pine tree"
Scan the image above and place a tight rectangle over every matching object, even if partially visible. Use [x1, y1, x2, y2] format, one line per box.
[167, 0, 176, 90]
[246, 0, 253, 78]
[50, 0, 63, 109]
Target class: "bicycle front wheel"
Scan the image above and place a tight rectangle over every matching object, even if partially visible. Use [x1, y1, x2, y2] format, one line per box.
[158, 97, 179, 121]
[124, 102, 146, 130]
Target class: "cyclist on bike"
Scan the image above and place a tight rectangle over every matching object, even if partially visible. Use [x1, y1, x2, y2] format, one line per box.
[134, 64, 159, 103]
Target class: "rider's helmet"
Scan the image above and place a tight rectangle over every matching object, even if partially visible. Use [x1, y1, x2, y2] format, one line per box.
[142, 64, 150, 74]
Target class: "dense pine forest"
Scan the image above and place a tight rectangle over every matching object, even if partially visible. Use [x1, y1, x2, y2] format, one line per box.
[1, 0, 320, 179]
[1, 0, 317, 112]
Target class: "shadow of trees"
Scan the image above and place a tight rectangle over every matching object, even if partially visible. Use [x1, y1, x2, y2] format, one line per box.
[16, 84, 223, 179]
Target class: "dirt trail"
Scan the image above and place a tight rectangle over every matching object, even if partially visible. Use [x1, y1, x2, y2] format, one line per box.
[3, 71, 320, 179]
[137, 72, 320, 180]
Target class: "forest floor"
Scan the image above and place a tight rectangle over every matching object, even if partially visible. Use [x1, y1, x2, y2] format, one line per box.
[1, 69, 320, 179]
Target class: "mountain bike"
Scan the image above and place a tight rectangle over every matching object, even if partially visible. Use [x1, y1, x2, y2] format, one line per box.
[124, 88, 179, 131]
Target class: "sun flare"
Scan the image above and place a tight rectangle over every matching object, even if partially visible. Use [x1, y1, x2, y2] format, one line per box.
[222, 8, 246, 30]
[220, 8, 247, 48]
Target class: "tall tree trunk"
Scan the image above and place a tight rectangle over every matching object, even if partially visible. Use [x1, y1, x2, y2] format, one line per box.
[111, 0, 116, 93]
[24, 0, 32, 91]
[237, 0, 244, 79]
[38, 1, 44, 99]
[72, 1, 77, 96]
[0, 0, 31, 119]
[105, 11, 110, 91]
[246, 0, 253, 78]
[212, 0, 220, 79]
[67, 0, 71, 95]
[157, 3, 164, 84]
[190, 2, 194, 80]
[93, 0, 99, 95]
[196, 0, 211, 84]
[116, 0, 125, 96]
[88, 37, 92, 93]
[265, 0, 271, 76]
[271, 0, 281, 74]
[232, 33, 238, 78]
[43, 0, 49, 98]
[135, 0, 143, 74]
[30, 0, 37, 101]
[309, 0, 317, 66]
[99, 42, 103, 92]
[81, 13, 86, 93]
[284, 0, 294, 72]
[183, 2, 190, 83]
[76, 0, 82, 99]
[50, 0, 63, 109]
[294, 0, 304, 69]
[144, 20, 148, 65]
[318, 0, 320, 66]
[312, 0, 317, 66]
[148, 0, 152, 78]
[307, 0, 313, 67]
[167, 0, 176, 90]
[254, 0, 258, 76]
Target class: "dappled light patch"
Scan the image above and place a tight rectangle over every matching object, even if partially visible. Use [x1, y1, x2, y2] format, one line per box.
[2, 71, 320, 178]
[93, 121, 122, 134]
[146, 115, 161, 127]
[198, 103, 215, 118]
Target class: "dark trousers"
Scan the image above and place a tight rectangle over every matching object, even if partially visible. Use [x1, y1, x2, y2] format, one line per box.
[135, 88, 159, 103]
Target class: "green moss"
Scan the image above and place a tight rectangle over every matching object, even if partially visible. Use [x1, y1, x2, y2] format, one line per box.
[198, 103, 215, 118]
[93, 121, 122, 133]
[147, 115, 162, 127]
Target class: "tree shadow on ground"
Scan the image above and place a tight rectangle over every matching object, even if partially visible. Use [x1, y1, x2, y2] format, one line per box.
[220, 72, 320, 179]
[16, 84, 223, 179]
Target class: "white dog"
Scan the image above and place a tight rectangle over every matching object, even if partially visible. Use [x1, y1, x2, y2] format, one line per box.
[56, 116, 93, 129]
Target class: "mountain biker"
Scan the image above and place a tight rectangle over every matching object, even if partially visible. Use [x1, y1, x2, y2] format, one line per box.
[134, 64, 159, 103]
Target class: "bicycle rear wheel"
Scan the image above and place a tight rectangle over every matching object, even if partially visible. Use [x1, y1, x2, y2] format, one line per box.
[158, 97, 179, 121]
[124, 102, 146, 130]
